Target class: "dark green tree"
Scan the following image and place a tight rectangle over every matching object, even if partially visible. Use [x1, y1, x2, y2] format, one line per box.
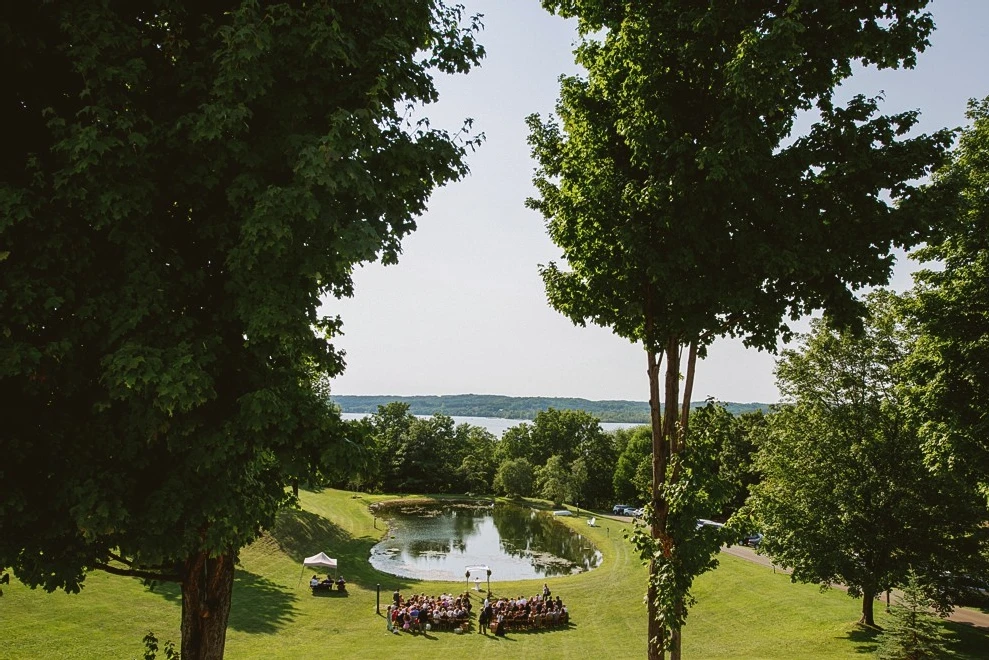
[747, 293, 988, 627]
[528, 2, 949, 657]
[497, 408, 609, 466]
[0, 3, 482, 658]
[538, 455, 574, 506]
[493, 458, 535, 498]
[903, 96, 989, 497]
[454, 425, 499, 494]
[613, 426, 653, 504]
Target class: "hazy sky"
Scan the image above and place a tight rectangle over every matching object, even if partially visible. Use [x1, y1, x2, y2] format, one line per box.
[322, 1, 989, 404]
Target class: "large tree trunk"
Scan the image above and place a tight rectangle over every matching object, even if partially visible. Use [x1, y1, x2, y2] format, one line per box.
[860, 586, 876, 627]
[181, 550, 235, 660]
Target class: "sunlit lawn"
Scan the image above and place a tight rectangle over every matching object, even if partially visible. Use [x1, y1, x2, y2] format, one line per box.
[2, 489, 986, 658]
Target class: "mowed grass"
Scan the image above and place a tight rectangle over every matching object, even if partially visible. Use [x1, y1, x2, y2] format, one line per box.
[2, 489, 986, 658]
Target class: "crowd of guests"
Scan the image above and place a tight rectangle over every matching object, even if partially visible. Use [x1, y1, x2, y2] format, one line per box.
[385, 585, 572, 637]
[478, 584, 570, 636]
[387, 590, 473, 634]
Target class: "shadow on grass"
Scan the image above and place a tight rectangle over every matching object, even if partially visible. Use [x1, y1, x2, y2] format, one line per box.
[270, 507, 417, 593]
[840, 624, 880, 654]
[841, 619, 989, 659]
[942, 619, 989, 659]
[228, 570, 298, 633]
[138, 570, 298, 635]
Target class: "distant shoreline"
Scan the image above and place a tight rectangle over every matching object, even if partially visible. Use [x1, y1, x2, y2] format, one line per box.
[331, 394, 771, 424]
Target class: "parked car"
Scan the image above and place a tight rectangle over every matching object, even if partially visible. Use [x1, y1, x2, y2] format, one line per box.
[630, 508, 645, 518]
[741, 533, 763, 548]
[695, 519, 724, 530]
[612, 504, 631, 515]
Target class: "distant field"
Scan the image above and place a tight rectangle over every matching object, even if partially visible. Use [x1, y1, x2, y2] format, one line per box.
[3, 489, 984, 658]
[331, 394, 771, 423]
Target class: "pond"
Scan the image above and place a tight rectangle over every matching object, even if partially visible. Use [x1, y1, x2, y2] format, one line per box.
[368, 502, 602, 582]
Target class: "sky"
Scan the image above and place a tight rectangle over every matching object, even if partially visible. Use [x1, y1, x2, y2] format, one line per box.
[321, 1, 989, 405]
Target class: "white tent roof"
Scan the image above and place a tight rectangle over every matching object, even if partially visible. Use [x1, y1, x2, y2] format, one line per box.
[303, 552, 338, 569]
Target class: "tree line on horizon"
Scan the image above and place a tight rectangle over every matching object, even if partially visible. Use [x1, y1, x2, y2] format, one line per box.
[331, 394, 770, 423]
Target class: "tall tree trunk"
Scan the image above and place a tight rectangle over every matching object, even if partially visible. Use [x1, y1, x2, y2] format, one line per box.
[646, 345, 666, 660]
[181, 551, 235, 660]
[662, 337, 681, 660]
[670, 605, 683, 660]
[292, 479, 299, 499]
[670, 341, 699, 660]
[860, 586, 876, 627]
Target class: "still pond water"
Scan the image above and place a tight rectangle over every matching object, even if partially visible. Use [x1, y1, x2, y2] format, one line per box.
[369, 502, 602, 582]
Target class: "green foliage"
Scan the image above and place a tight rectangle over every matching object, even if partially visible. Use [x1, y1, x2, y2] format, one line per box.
[877, 571, 949, 660]
[903, 96, 989, 499]
[537, 455, 574, 506]
[357, 403, 497, 494]
[495, 408, 616, 507]
[0, 1, 483, 654]
[142, 632, 180, 660]
[747, 293, 989, 625]
[530, 1, 950, 355]
[493, 458, 535, 498]
[612, 426, 652, 504]
[333, 394, 769, 422]
[626, 408, 743, 638]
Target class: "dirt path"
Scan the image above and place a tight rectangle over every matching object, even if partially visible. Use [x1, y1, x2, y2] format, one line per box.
[720, 544, 989, 630]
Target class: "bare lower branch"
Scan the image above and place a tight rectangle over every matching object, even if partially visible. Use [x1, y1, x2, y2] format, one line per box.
[95, 561, 181, 583]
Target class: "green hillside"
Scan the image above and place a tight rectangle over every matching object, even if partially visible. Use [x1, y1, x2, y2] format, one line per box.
[331, 394, 770, 423]
[3, 489, 985, 658]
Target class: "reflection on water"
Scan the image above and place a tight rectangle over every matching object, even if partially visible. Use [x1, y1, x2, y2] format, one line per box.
[369, 502, 602, 581]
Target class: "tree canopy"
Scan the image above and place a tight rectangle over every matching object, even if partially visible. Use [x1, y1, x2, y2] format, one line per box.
[0, 2, 482, 657]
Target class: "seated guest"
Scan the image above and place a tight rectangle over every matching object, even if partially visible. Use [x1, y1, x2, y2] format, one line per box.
[309, 575, 320, 588]
[335, 576, 346, 590]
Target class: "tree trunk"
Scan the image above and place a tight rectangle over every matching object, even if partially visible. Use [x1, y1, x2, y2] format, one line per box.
[292, 479, 299, 498]
[670, 623, 682, 660]
[860, 586, 876, 627]
[646, 345, 666, 660]
[180, 551, 235, 660]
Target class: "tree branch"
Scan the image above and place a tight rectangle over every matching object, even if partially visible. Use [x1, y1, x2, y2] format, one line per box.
[95, 559, 181, 583]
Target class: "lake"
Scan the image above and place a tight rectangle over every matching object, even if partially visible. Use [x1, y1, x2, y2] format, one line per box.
[339, 412, 642, 436]
[368, 501, 602, 582]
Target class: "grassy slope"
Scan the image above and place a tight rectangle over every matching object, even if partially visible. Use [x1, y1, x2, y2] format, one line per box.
[2, 489, 985, 658]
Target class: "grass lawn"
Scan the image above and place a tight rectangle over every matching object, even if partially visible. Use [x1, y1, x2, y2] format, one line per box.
[2, 489, 986, 658]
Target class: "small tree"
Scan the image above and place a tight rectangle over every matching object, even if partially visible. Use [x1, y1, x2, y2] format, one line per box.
[877, 571, 949, 660]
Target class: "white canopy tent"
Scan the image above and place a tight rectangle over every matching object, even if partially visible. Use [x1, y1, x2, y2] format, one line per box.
[300, 552, 338, 585]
